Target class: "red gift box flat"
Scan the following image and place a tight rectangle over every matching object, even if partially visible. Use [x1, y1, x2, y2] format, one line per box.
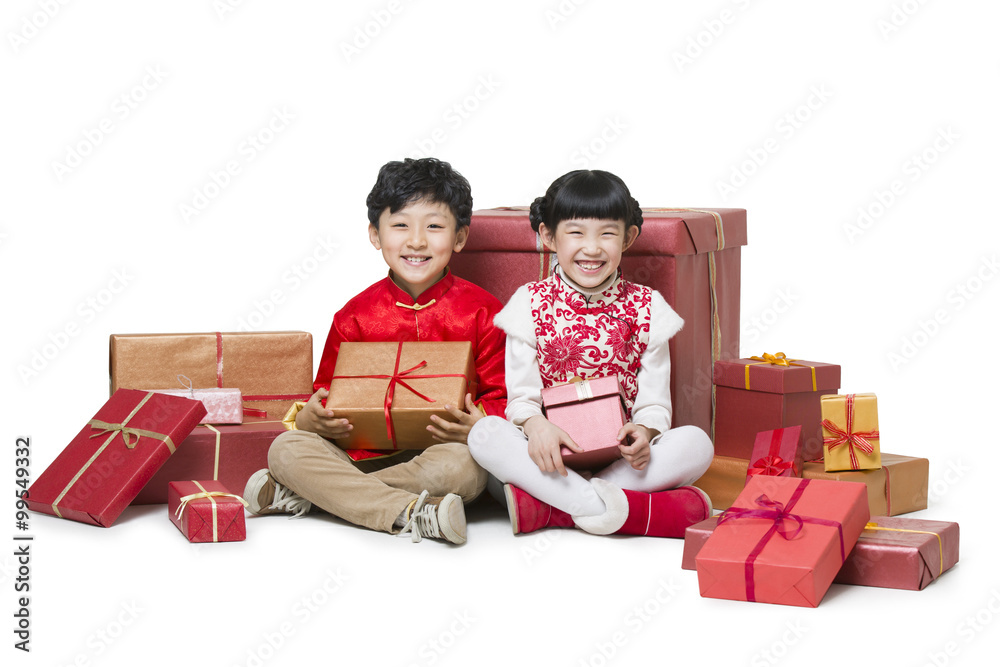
[449, 207, 746, 436]
[684, 515, 958, 591]
[131, 420, 287, 504]
[168, 480, 247, 543]
[745, 426, 802, 483]
[695, 475, 869, 607]
[542, 376, 626, 469]
[26, 389, 206, 527]
[714, 355, 840, 461]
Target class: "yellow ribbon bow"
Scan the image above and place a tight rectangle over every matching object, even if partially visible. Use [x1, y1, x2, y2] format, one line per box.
[744, 352, 817, 391]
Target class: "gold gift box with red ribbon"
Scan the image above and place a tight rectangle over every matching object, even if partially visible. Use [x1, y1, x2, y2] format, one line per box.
[326, 341, 476, 450]
[821, 393, 881, 471]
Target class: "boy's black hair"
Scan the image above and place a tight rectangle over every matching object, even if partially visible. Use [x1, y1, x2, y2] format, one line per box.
[529, 170, 643, 234]
[366, 157, 473, 229]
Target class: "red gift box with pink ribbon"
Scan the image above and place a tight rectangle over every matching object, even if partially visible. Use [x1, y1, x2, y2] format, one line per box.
[449, 207, 747, 438]
[695, 475, 869, 607]
[542, 376, 627, 470]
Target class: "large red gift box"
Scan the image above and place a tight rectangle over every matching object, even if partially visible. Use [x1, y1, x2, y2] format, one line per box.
[450, 207, 747, 436]
[131, 421, 287, 504]
[695, 475, 869, 607]
[684, 515, 959, 591]
[110, 331, 314, 420]
[168, 480, 247, 543]
[326, 341, 476, 450]
[542, 376, 626, 469]
[713, 354, 840, 461]
[26, 389, 206, 527]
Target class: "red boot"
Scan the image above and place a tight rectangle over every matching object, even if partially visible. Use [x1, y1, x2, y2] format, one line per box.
[573, 479, 711, 538]
[504, 484, 575, 535]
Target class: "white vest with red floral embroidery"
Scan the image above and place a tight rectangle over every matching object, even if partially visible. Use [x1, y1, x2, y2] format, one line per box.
[528, 271, 652, 418]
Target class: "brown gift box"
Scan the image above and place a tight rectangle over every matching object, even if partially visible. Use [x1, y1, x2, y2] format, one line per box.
[326, 341, 476, 450]
[692, 455, 749, 511]
[713, 356, 841, 461]
[802, 453, 928, 517]
[110, 331, 314, 420]
[449, 207, 747, 436]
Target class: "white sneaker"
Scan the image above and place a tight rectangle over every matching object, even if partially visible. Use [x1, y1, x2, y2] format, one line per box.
[242, 469, 312, 518]
[398, 490, 466, 544]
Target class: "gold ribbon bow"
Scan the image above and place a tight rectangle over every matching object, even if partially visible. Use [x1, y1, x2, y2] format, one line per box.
[863, 521, 944, 576]
[744, 352, 817, 391]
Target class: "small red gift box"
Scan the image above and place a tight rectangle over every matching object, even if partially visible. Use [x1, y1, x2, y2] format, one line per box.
[684, 515, 958, 591]
[26, 389, 206, 527]
[695, 475, 869, 607]
[714, 354, 840, 461]
[745, 426, 802, 484]
[168, 480, 247, 543]
[542, 376, 627, 469]
[132, 420, 287, 504]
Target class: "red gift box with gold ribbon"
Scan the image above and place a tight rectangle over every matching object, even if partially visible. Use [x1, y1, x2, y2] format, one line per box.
[714, 353, 840, 461]
[449, 206, 746, 438]
[168, 480, 247, 543]
[695, 475, 869, 607]
[26, 389, 206, 527]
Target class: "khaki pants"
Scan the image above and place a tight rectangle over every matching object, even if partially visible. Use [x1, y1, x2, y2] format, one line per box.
[267, 430, 487, 533]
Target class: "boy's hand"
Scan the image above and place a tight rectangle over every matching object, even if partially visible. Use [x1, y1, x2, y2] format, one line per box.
[295, 388, 353, 441]
[427, 393, 482, 445]
[617, 423, 657, 471]
[523, 415, 583, 477]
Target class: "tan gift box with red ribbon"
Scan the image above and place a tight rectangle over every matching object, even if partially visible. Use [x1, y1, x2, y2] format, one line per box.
[326, 341, 476, 450]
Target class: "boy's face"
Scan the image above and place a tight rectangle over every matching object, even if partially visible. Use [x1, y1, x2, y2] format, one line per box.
[539, 218, 639, 290]
[369, 198, 468, 299]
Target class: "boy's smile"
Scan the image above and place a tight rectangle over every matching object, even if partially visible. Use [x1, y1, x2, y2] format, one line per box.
[369, 199, 468, 299]
[539, 218, 639, 290]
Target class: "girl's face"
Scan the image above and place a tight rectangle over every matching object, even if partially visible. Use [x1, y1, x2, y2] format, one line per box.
[539, 218, 639, 289]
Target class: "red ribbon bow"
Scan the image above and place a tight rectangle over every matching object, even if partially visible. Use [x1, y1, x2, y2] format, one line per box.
[748, 456, 794, 477]
[822, 393, 879, 469]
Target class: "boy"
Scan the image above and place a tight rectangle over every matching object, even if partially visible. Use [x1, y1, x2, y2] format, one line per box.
[243, 158, 506, 544]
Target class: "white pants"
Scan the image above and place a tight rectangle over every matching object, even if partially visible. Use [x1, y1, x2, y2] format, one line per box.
[468, 416, 713, 516]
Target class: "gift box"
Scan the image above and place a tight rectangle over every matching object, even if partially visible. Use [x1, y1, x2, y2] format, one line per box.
[148, 375, 243, 424]
[168, 480, 247, 543]
[26, 389, 206, 527]
[684, 515, 959, 591]
[714, 354, 840, 461]
[746, 426, 802, 484]
[802, 453, 928, 517]
[542, 376, 626, 469]
[449, 207, 747, 436]
[693, 455, 750, 511]
[695, 475, 869, 607]
[821, 393, 881, 471]
[131, 420, 287, 504]
[110, 331, 313, 420]
[326, 341, 476, 449]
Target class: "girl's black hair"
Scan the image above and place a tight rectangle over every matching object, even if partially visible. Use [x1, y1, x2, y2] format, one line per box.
[529, 170, 642, 234]
[366, 157, 473, 229]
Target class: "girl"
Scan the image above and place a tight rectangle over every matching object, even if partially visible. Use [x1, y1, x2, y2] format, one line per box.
[467, 170, 714, 537]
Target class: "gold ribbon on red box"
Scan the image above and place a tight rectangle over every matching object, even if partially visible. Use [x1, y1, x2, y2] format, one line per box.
[743, 352, 817, 392]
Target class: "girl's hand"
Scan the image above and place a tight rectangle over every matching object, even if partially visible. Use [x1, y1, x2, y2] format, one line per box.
[618, 423, 658, 471]
[523, 415, 583, 477]
[295, 388, 353, 440]
[427, 394, 483, 445]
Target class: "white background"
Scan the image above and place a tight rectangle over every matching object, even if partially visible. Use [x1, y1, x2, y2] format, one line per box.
[3, 1, 998, 666]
